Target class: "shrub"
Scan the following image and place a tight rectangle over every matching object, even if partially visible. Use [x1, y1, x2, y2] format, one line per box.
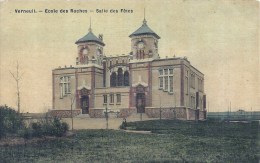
[0, 105, 24, 139]
[29, 117, 69, 137]
[19, 127, 33, 139]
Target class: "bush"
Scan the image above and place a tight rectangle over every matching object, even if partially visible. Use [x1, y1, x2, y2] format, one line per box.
[29, 117, 69, 137]
[0, 105, 24, 139]
[19, 127, 33, 139]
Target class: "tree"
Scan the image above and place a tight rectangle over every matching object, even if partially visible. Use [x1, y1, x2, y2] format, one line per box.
[9, 61, 24, 113]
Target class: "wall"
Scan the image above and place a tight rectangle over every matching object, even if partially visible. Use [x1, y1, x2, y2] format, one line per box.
[50, 109, 81, 118]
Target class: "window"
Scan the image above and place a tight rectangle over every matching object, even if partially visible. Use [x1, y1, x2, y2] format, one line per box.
[117, 68, 123, 86]
[124, 71, 129, 86]
[110, 72, 117, 87]
[60, 76, 71, 98]
[116, 94, 121, 104]
[103, 95, 107, 104]
[164, 76, 168, 90]
[158, 68, 173, 93]
[169, 76, 173, 93]
[110, 94, 114, 104]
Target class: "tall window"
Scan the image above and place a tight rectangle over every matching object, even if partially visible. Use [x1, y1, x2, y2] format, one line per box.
[117, 68, 123, 86]
[116, 94, 121, 104]
[124, 71, 129, 86]
[60, 76, 71, 98]
[110, 72, 117, 87]
[110, 94, 114, 104]
[103, 95, 107, 104]
[158, 68, 173, 93]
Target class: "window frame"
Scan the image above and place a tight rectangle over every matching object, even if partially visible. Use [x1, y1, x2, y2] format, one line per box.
[103, 94, 108, 104]
[109, 94, 114, 104]
[158, 68, 174, 93]
[60, 76, 71, 98]
[116, 94, 121, 104]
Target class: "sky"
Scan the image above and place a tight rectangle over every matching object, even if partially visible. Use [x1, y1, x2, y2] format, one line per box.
[0, 0, 259, 113]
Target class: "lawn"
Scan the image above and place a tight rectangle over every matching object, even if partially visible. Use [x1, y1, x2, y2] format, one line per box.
[0, 120, 259, 163]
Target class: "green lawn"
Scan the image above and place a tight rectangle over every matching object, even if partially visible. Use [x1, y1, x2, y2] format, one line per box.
[0, 120, 259, 162]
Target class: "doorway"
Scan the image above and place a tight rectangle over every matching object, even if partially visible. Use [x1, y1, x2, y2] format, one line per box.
[136, 93, 145, 113]
[81, 95, 89, 114]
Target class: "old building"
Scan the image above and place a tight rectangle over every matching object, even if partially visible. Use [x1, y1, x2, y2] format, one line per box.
[51, 17, 207, 120]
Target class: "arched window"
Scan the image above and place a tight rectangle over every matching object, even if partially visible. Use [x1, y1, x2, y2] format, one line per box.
[110, 72, 117, 87]
[124, 71, 129, 86]
[117, 68, 123, 86]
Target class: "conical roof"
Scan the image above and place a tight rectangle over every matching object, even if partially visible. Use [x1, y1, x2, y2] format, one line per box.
[75, 29, 105, 46]
[129, 19, 160, 39]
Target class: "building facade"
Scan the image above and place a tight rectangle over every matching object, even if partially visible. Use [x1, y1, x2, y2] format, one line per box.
[51, 18, 207, 120]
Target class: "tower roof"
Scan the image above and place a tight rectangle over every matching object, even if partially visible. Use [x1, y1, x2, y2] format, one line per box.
[129, 19, 160, 39]
[75, 31, 105, 46]
[75, 19, 105, 46]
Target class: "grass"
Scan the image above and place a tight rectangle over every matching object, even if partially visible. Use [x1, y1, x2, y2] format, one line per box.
[0, 120, 259, 163]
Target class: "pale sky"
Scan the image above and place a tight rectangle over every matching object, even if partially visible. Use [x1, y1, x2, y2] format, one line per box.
[0, 0, 259, 113]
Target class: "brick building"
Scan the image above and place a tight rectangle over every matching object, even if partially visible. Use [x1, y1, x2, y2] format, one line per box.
[51, 18, 207, 120]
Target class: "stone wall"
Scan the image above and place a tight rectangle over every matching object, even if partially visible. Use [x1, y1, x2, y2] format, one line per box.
[49, 109, 81, 118]
[89, 109, 105, 118]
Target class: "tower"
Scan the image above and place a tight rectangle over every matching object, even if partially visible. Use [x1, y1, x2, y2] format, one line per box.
[75, 20, 105, 66]
[129, 15, 160, 60]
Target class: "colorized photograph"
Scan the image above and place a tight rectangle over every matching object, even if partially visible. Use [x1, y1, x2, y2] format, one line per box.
[0, 0, 259, 162]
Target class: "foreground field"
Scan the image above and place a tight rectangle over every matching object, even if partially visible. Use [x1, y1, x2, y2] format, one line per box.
[0, 120, 259, 162]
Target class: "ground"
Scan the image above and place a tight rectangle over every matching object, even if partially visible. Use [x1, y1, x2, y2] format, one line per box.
[0, 118, 258, 162]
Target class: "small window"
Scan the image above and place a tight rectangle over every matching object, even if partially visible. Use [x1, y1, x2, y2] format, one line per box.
[110, 94, 114, 104]
[116, 94, 121, 104]
[103, 95, 107, 104]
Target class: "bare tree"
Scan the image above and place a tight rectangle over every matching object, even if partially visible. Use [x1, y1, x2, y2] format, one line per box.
[9, 61, 24, 113]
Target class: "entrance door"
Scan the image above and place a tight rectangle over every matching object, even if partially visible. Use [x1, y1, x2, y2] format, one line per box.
[81, 96, 89, 114]
[136, 93, 145, 113]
